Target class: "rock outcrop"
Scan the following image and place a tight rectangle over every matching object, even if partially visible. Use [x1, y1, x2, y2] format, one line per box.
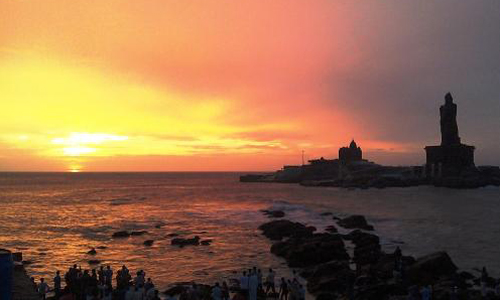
[171, 236, 200, 247]
[337, 215, 374, 231]
[258, 220, 316, 241]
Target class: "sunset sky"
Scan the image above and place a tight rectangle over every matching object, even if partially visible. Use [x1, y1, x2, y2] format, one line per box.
[1, 0, 499, 171]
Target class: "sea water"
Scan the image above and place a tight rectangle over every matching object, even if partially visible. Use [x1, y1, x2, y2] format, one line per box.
[0, 172, 499, 290]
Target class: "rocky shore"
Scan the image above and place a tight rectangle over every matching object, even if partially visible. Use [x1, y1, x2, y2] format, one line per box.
[258, 212, 499, 300]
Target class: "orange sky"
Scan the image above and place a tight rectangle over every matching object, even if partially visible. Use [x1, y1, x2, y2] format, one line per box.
[1, 0, 499, 171]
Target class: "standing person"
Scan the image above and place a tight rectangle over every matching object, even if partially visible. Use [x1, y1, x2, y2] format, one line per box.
[279, 278, 288, 300]
[54, 271, 62, 299]
[98, 266, 105, 285]
[125, 285, 135, 300]
[134, 285, 145, 300]
[212, 282, 222, 300]
[288, 280, 297, 300]
[105, 265, 113, 289]
[240, 271, 249, 298]
[248, 271, 258, 300]
[265, 269, 276, 295]
[38, 278, 50, 300]
[421, 285, 431, 300]
[257, 269, 263, 290]
[221, 282, 230, 300]
[298, 285, 305, 300]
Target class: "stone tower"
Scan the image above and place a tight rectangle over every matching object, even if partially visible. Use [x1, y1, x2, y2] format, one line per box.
[425, 93, 475, 177]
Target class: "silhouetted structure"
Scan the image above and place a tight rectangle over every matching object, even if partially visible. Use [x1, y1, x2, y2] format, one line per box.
[339, 140, 363, 164]
[425, 93, 475, 177]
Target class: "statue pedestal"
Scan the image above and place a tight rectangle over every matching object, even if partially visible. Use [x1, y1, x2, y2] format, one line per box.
[424, 144, 475, 177]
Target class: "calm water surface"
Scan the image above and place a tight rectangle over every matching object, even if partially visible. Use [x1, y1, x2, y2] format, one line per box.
[1, 172, 499, 291]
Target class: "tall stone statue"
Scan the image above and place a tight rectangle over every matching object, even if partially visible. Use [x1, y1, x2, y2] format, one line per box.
[440, 92, 461, 145]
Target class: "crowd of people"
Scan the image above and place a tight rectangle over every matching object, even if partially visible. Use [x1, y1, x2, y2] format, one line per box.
[30, 264, 303, 300]
[32, 264, 162, 300]
[236, 267, 305, 300]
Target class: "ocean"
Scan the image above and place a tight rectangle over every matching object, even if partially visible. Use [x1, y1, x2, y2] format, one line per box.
[1, 172, 499, 291]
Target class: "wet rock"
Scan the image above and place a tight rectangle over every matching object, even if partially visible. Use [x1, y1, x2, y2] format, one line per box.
[171, 236, 200, 247]
[143, 240, 154, 246]
[262, 210, 286, 218]
[271, 233, 349, 268]
[337, 215, 374, 231]
[112, 231, 130, 238]
[88, 259, 101, 265]
[200, 240, 212, 246]
[87, 248, 97, 255]
[407, 251, 458, 285]
[130, 230, 148, 236]
[259, 220, 316, 241]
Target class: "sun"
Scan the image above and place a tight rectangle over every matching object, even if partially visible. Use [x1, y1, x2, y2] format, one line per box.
[68, 165, 82, 172]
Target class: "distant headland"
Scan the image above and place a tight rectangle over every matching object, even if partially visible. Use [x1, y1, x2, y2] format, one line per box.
[241, 93, 500, 189]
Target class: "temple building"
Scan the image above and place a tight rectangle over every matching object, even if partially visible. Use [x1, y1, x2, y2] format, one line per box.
[425, 93, 475, 177]
[339, 140, 363, 164]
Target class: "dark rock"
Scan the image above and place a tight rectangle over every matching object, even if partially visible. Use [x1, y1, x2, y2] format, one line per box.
[407, 251, 458, 285]
[143, 240, 154, 246]
[320, 212, 333, 216]
[262, 210, 285, 218]
[300, 260, 351, 279]
[166, 233, 179, 237]
[325, 225, 338, 233]
[259, 220, 316, 241]
[271, 233, 349, 268]
[371, 253, 415, 279]
[200, 240, 212, 246]
[112, 231, 130, 238]
[97, 246, 107, 249]
[458, 271, 475, 281]
[171, 236, 200, 246]
[353, 281, 398, 300]
[163, 285, 185, 295]
[88, 259, 101, 265]
[22, 260, 33, 265]
[343, 230, 381, 265]
[336, 215, 374, 231]
[130, 231, 148, 236]
[315, 293, 336, 300]
[12, 252, 23, 262]
[305, 262, 354, 295]
[87, 248, 97, 255]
